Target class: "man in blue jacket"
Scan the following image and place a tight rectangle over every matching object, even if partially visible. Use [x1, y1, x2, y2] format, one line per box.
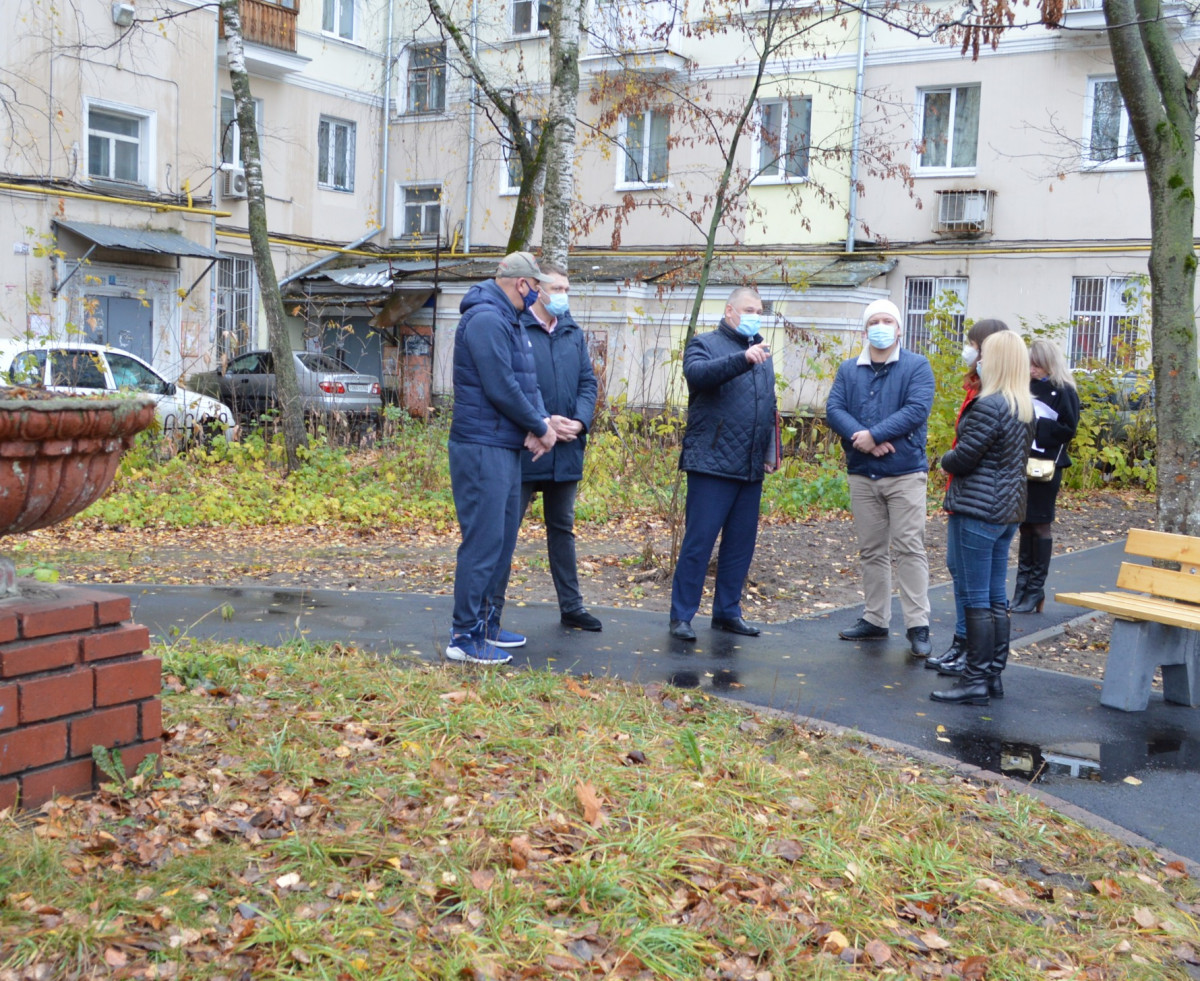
[492, 261, 603, 632]
[669, 286, 778, 642]
[825, 298, 936, 657]
[447, 252, 557, 664]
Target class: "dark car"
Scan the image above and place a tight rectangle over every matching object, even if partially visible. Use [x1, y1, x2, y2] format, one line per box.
[216, 350, 382, 423]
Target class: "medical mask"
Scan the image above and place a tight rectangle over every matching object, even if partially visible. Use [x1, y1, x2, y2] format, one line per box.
[522, 284, 540, 311]
[962, 345, 979, 366]
[545, 293, 570, 317]
[866, 322, 897, 349]
[736, 313, 761, 338]
[975, 360, 985, 382]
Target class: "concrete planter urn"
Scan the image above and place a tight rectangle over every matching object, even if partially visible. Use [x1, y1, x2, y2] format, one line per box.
[0, 394, 156, 593]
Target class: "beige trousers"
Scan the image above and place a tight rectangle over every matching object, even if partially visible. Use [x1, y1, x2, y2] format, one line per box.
[848, 472, 930, 630]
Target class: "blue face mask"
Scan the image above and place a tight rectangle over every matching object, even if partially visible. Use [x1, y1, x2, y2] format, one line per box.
[736, 313, 761, 338]
[523, 285, 540, 311]
[867, 322, 897, 349]
[545, 293, 570, 317]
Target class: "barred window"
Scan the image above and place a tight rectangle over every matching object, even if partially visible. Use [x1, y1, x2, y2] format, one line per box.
[903, 277, 968, 354]
[1069, 276, 1142, 367]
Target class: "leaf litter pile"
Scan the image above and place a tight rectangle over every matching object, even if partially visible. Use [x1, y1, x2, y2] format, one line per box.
[2, 642, 1198, 980]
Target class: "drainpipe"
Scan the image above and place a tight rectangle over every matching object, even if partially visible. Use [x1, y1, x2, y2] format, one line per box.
[279, 0, 395, 287]
[846, 0, 868, 253]
[462, 0, 479, 253]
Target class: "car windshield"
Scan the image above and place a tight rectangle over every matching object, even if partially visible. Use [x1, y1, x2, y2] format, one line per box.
[299, 353, 354, 373]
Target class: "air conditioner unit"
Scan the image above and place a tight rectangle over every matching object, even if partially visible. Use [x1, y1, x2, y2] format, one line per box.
[935, 189, 993, 234]
[222, 166, 248, 200]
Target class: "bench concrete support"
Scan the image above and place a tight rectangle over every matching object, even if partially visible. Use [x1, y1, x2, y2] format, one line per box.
[1100, 619, 1200, 712]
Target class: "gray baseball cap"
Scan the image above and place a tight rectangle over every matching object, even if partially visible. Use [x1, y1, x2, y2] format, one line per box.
[495, 251, 547, 280]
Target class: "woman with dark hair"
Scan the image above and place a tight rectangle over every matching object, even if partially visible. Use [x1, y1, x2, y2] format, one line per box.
[925, 318, 1011, 674]
[1011, 339, 1080, 614]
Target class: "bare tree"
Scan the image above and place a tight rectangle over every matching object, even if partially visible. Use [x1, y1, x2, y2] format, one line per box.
[219, 0, 307, 471]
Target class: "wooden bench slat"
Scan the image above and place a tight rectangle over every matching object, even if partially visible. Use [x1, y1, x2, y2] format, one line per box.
[1116, 562, 1200, 604]
[1125, 528, 1200, 569]
[1056, 590, 1200, 630]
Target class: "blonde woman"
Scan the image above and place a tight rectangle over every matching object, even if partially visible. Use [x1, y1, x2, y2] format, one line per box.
[1011, 339, 1080, 614]
[931, 331, 1034, 706]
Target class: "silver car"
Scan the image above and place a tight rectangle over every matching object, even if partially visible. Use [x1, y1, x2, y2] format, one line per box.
[218, 349, 382, 423]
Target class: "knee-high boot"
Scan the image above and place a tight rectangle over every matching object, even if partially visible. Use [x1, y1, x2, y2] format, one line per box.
[1011, 527, 1035, 609]
[931, 608, 993, 705]
[988, 602, 1010, 699]
[1011, 536, 1053, 614]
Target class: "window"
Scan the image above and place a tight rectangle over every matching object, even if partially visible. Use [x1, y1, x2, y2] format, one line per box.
[754, 96, 812, 182]
[512, 0, 552, 35]
[916, 85, 979, 171]
[402, 185, 442, 239]
[903, 277, 968, 354]
[1085, 77, 1142, 166]
[502, 120, 543, 194]
[317, 117, 355, 191]
[322, 0, 354, 39]
[219, 95, 263, 168]
[1069, 276, 1142, 367]
[87, 103, 152, 185]
[618, 110, 669, 187]
[107, 353, 169, 395]
[217, 254, 256, 359]
[406, 44, 446, 114]
[49, 350, 107, 390]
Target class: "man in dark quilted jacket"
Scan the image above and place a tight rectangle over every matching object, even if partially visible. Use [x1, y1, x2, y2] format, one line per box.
[668, 286, 778, 642]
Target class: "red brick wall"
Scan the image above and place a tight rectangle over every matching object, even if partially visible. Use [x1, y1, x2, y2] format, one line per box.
[0, 586, 161, 810]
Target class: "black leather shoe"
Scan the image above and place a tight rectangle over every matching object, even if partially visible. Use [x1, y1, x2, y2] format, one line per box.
[561, 609, 603, 632]
[669, 619, 697, 641]
[839, 618, 888, 641]
[988, 676, 1005, 699]
[930, 680, 990, 705]
[711, 616, 760, 636]
[925, 635, 966, 670]
[906, 625, 932, 658]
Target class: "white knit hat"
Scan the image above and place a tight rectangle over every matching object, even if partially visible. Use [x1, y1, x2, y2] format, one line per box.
[862, 298, 902, 329]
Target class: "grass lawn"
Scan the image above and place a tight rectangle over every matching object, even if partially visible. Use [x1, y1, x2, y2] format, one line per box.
[1, 640, 1197, 980]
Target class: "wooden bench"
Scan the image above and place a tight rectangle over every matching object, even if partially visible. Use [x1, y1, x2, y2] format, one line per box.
[1056, 528, 1200, 712]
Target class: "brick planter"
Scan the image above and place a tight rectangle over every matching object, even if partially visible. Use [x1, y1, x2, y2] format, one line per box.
[0, 585, 161, 811]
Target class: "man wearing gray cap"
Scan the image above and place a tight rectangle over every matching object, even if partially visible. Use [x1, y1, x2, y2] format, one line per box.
[447, 251, 558, 665]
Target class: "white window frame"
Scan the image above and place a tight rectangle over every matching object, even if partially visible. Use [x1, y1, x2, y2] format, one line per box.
[616, 110, 670, 190]
[322, 0, 355, 41]
[405, 43, 446, 115]
[396, 184, 442, 241]
[511, 0, 552, 37]
[914, 84, 980, 175]
[1068, 275, 1143, 368]
[903, 277, 968, 354]
[217, 254, 257, 359]
[501, 120, 543, 196]
[1083, 76, 1143, 169]
[84, 98, 155, 188]
[752, 96, 812, 184]
[317, 116, 356, 192]
[219, 94, 264, 168]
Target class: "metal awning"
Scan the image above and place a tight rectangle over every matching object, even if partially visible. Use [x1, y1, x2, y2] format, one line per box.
[53, 219, 223, 259]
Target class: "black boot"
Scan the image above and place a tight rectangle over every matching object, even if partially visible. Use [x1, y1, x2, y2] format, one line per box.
[1011, 536, 1053, 614]
[931, 608, 993, 704]
[926, 634, 966, 672]
[988, 602, 1010, 699]
[1011, 527, 1035, 609]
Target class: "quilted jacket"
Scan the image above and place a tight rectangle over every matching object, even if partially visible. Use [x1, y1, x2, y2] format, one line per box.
[449, 280, 547, 449]
[518, 308, 598, 482]
[1029, 376, 1081, 468]
[678, 321, 777, 482]
[941, 392, 1032, 524]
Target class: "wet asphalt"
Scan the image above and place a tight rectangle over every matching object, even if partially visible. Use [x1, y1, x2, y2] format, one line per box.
[110, 538, 1200, 870]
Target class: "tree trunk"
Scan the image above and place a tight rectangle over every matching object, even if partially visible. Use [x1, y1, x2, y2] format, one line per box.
[220, 0, 307, 472]
[1104, 0, 1200, 534]
[541, 0, 583, 268]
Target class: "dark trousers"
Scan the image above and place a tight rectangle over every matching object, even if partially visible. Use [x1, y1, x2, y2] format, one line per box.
[670, 472, 763, 622]
[448, 440, 522, 633]
[493, 480, 585, 616]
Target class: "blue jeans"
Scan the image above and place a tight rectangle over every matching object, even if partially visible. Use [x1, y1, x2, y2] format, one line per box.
[948, 514, 1017, 610]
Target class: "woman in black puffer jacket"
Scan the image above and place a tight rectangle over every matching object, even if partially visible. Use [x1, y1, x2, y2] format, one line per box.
[931, 331, 1034, 706]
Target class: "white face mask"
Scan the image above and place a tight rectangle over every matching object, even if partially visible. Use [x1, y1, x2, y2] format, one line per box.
[962, 345, 979, 367]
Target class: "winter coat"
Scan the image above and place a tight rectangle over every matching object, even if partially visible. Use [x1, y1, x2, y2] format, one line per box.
[825, 347, 935, 479]
[941, 392, 1033, 524]
[519, 308, 598, 482]
[449, 280, 547, 449]
[678, 321, 777, 482]
[1029, 376, 1081, 468]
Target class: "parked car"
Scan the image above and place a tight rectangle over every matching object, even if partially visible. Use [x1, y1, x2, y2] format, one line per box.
[0, 341, 237, 443]
[215, 350, 382, 424]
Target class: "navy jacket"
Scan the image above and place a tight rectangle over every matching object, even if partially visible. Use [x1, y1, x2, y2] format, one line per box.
[1030, 376, 1080, 468]
[678, 321, 777, 482]
[941, 392, 1032, 524]
[825, 347, 935, 479]
[449, 280, 547, 449]
[519, 309, 598, 482]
